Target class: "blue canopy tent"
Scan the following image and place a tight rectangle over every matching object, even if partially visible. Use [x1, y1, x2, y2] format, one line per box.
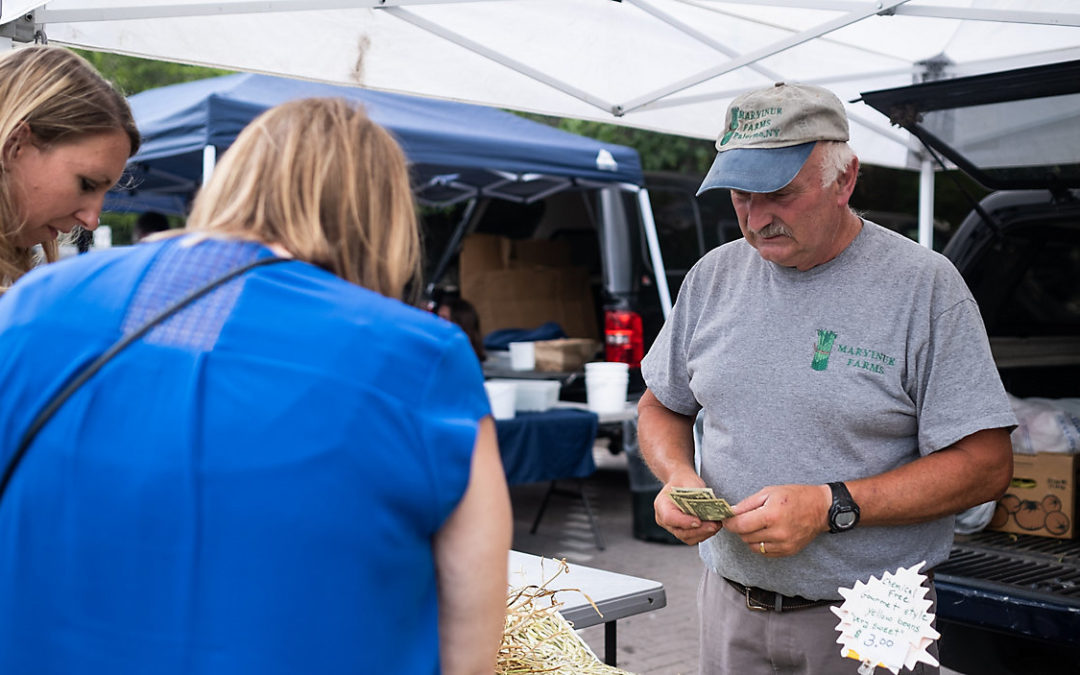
[110, 72, 645, 214]
[108, 73, 671, 309]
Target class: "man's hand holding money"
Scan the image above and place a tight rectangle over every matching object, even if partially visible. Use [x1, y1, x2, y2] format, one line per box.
[669, 486, 735, 521]
[653, 471, 723, 545]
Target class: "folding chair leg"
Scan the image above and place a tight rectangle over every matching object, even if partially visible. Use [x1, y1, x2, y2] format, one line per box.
[530, 480, 557, 534]
[529, 479, 605, 550]
[576, 478, 606, 551]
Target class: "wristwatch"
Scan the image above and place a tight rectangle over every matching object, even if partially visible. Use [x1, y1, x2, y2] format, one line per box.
[827, 481, 860, 533]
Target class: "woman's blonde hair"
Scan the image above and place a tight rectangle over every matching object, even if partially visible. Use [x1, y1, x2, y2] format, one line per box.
[187, 97, 421, 301]
[0, 46, 139, 290]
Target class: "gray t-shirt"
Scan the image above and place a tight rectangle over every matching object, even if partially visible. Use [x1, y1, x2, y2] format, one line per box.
[642, 221, 1017, 599]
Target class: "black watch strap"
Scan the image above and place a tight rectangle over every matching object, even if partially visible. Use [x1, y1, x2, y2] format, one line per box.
[827, 481, 860, 533]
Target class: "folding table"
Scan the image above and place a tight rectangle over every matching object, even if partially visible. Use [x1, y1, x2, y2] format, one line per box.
[508, 550, 667, 667]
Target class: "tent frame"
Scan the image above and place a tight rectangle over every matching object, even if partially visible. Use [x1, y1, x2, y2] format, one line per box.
[6, 1, 1080, 251]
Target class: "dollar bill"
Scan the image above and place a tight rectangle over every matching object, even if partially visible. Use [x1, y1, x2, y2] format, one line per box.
[670, 487, 717, 498]
[669, 487, 734, 521]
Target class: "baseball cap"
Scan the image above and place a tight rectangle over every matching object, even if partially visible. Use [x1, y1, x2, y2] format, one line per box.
[697, 82, 849, 195]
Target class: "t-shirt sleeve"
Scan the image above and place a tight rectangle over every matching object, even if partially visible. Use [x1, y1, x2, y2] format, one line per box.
[641, 258, 705, 417]
[913, 271, 1018, 455]
[418, 328, 492, 524]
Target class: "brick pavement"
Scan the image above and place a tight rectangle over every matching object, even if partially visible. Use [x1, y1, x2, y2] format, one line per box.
[508, 444, 967, 675]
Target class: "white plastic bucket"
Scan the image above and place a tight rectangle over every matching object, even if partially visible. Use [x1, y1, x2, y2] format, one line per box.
[585, 364, 629, 415]
[585, 361, 629, 377]
[484, 381, 517, 420]
[508, 342, 536, 371]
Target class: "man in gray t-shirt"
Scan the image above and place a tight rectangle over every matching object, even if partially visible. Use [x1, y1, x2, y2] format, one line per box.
[639, 83, 1016, 674]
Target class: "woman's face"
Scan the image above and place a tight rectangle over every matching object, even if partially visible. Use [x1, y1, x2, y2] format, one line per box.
[6, 128, 131, 248]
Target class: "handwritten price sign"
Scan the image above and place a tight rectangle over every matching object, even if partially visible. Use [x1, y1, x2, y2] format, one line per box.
[831, 562, 940, 675]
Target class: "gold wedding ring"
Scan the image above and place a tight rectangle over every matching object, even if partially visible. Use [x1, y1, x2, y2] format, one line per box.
[759, 542, 766, 555]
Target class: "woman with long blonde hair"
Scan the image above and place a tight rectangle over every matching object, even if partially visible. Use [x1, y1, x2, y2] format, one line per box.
[0, 98, 510, 675]
[0, 45, 139, 292]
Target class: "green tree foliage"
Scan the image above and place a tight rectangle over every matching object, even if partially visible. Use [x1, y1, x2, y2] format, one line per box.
[518, 113, 716, 176]
[556, 118, 716, 175]
[75, 49, 232, 96]
[76, 50, 232, 244]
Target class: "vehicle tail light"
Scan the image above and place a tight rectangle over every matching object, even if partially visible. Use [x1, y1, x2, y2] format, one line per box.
[604, 309, 644, 367]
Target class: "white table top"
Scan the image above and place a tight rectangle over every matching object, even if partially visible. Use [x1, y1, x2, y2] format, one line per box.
[507, 550, 666, 628]
[550, 400, 638, 425]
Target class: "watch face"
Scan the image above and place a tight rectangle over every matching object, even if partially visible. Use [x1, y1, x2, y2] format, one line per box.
[835, 510, 857, 529]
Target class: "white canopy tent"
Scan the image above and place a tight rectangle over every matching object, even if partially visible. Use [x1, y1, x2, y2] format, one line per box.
[3, 0, 1079, 249]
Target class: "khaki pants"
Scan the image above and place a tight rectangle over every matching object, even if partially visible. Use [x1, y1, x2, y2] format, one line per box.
[698, 567, 939, 675]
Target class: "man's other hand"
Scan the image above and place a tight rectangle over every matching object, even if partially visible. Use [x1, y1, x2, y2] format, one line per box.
[723, 484, 831, 557]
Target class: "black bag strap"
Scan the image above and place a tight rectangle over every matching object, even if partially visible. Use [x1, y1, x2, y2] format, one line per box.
[0, 255, 289, 503]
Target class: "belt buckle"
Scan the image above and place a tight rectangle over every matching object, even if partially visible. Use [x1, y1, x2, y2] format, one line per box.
[744, 586, 773, 612]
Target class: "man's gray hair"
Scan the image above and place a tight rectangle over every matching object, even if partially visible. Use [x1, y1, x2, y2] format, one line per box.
[818, 141, 857, 187]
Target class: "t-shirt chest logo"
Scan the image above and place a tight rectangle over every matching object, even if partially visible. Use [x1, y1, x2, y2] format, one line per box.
[811, 329, 837, 371]
[811, 329, 897, 375]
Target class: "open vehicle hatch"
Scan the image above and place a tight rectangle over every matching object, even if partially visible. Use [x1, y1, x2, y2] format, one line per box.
[857, 60, 1080, 193]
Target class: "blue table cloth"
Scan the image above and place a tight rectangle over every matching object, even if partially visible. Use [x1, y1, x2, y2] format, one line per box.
[496, 408, 599, 485]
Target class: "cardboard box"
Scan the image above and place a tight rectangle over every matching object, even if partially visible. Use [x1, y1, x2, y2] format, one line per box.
[533, 338, 603, 373]
[459, 233, 571, 271]
[459, 234, 599, 340]
[987, 452, 1080, 539]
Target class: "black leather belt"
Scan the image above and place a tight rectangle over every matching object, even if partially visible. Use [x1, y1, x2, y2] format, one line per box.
[724, 577, 837, 613]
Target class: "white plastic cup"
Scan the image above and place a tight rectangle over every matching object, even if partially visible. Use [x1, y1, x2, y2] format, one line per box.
[508, 342, 535, 371]
[585, 364, 629, 415]
[484, 381, 517, 420]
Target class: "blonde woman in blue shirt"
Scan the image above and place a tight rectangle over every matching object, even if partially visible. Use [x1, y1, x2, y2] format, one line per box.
[0, 97, 511, 675]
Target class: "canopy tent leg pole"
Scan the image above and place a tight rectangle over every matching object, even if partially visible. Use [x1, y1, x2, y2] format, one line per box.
[202, 144, 217, 187]
[424, 197, 479, 302]
[918, 157, 935, 249]
[636, 188, 672, 319]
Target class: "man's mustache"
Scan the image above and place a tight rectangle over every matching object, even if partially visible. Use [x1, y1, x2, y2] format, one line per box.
[757, 223, 791, 238]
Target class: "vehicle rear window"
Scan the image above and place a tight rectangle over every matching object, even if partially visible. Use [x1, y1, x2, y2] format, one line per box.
[967, 221, 1080, 337]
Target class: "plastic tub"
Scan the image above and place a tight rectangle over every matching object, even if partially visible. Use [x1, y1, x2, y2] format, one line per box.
[488, 379, 560, 412]
[484, 381, 517, 419]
